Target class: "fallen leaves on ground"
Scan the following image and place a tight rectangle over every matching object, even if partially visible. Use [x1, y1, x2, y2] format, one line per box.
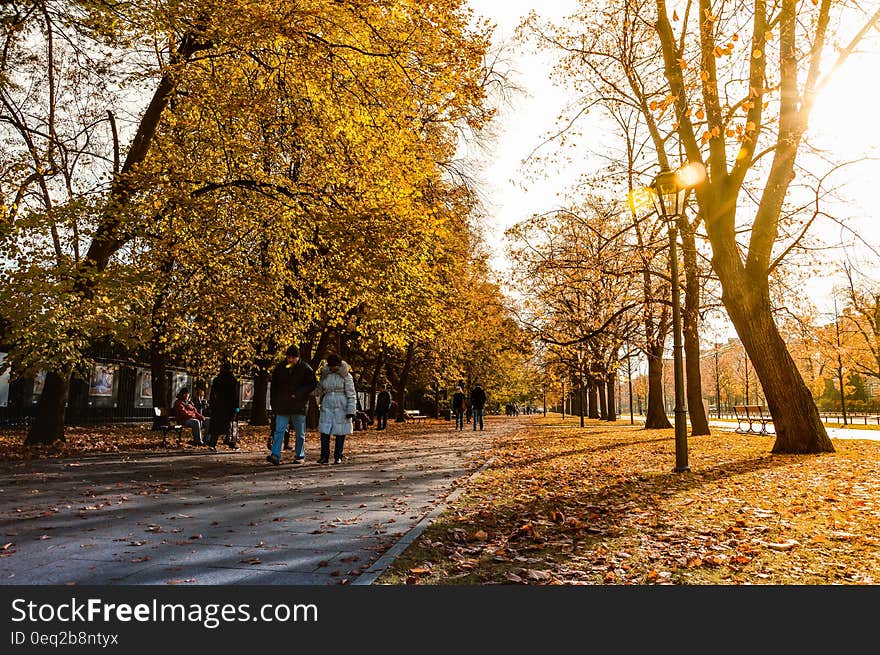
[0, 417, 456, 462]
[0, 424, 274, 460]
[379, 418, 880, 585]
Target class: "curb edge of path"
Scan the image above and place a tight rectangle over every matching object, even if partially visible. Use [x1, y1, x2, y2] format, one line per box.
[351, 454, 497, 586]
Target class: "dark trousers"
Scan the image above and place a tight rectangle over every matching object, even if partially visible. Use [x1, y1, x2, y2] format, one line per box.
[375, 411, 388, 430]
[320, 433, 346, 460]
[454, 410, 465, 430]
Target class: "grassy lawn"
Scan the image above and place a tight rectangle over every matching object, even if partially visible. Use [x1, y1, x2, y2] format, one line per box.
[379, 416, 880, 585]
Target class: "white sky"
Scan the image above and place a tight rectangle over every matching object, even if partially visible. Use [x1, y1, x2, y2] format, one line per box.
[464, 0, 584, 271]
[464, 0, 880, 317]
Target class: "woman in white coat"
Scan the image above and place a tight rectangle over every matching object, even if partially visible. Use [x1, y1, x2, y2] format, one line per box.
[316, 353, 356, 464]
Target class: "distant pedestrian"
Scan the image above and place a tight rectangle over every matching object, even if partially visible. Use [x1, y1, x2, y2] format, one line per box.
[207, 362, 239, 451]
[173, 387, 206, 445]
[470, 383, 486, 431]
[317, 353, 356, 464]
[375, 383, 392, 430]
[267, 345, 318, 466]
[451, 386, 466, 431]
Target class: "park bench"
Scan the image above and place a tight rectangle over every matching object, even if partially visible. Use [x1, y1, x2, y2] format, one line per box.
[154, 406, 184, 447]
[404, 409, 428, 424]
[733, 405, 773, 435]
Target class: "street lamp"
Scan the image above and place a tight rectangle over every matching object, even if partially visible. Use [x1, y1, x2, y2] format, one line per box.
[650, 162, 705, 473]
[626, 345, 634, 425]
[714, 343, 722, 419]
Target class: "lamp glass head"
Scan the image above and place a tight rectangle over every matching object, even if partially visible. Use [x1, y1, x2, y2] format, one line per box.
[652, 169, 680, 218]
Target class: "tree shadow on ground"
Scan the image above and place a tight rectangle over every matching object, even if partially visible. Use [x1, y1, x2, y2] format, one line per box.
[415, 450, 802, 583]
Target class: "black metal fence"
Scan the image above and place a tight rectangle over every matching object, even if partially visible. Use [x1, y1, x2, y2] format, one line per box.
[0, 356, 258, 427]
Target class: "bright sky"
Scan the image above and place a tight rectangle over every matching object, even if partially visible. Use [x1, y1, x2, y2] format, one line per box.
[465, 0, 880, 316]
[464, 0, 583, 271]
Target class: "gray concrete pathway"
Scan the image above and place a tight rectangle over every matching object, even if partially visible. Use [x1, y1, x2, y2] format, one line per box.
[0, 417, 520, 585]
[627, 414, 880, 441]
[706, 418, 880, 441]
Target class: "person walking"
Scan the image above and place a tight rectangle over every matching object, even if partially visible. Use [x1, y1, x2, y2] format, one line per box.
[470, 382, 486, 431]
[317, 353, 356, 464]
[207, 362, 239, 451]
[267, 345, 318, 466]
[173, 387, 206, 445]
[451, 386, 467, 431]
[374, 383, 392, 430]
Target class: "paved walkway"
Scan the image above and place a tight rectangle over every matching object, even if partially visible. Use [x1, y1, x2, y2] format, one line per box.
[706, 419, 880, 441]
[0, 417, 519, 585]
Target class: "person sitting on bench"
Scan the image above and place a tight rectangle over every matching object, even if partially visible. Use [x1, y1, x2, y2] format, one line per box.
[173, 387, 207, 446]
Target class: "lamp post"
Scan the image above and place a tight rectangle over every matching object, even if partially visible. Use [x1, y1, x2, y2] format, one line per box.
[542, 385, 547, 417]
[714, 343, 722, 419]
[651, 164, 703, 473]
[627, 347, 634, 425]
[833, 296, 849, 426]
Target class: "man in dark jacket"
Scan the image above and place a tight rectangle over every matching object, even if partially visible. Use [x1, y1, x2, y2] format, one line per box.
[267, 345, 318, 465]
[207, 362, 238, 451]
[374, 384, 392, 430]
[470, 383, 487, 431]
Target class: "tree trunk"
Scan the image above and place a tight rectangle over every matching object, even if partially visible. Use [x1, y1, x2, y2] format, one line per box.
[25, 369, 70, 444]
[391, 343, 415, 422]
[367, 352, 384, 418]
[652, 0, 843, 453]
[587, 378, 599, 418]
[645, 341, 672, 429]
[150, 344, 171, 430]
[250, 367, 270, 426]
[723, 279, 834, 453]
[681, 223, 710, 436]
[598, 378, 608, 420]
[605, 373, 617, 421]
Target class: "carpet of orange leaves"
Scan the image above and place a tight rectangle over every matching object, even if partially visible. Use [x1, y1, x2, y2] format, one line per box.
[380, 416, 880, 585]
[0, 423, 271, 461]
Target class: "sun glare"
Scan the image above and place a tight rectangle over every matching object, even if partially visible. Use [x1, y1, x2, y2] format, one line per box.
[810, 51, 880, 157]
[808, 49, 880, 243]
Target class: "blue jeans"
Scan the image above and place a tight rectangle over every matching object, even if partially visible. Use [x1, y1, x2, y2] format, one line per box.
[472, 408, 484, 431]
[454, 410, 465, 430]
[272, 414, 306, 460]
[185, 418, 203, 443]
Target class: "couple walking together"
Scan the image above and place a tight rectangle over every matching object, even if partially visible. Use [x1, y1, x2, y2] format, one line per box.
[452, 383, 486, 431]
[267, 346, 355, 466]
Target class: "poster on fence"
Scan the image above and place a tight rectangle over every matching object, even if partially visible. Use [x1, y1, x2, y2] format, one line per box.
[240, 379, 254, 406]
[0, 353, 9, 408]
[32, 370, 47, 399]
[135, 367, 152, 408]
[172, 371, 189, 398]
[89, 364, 115, 397]
[139, 368, 152, 398]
